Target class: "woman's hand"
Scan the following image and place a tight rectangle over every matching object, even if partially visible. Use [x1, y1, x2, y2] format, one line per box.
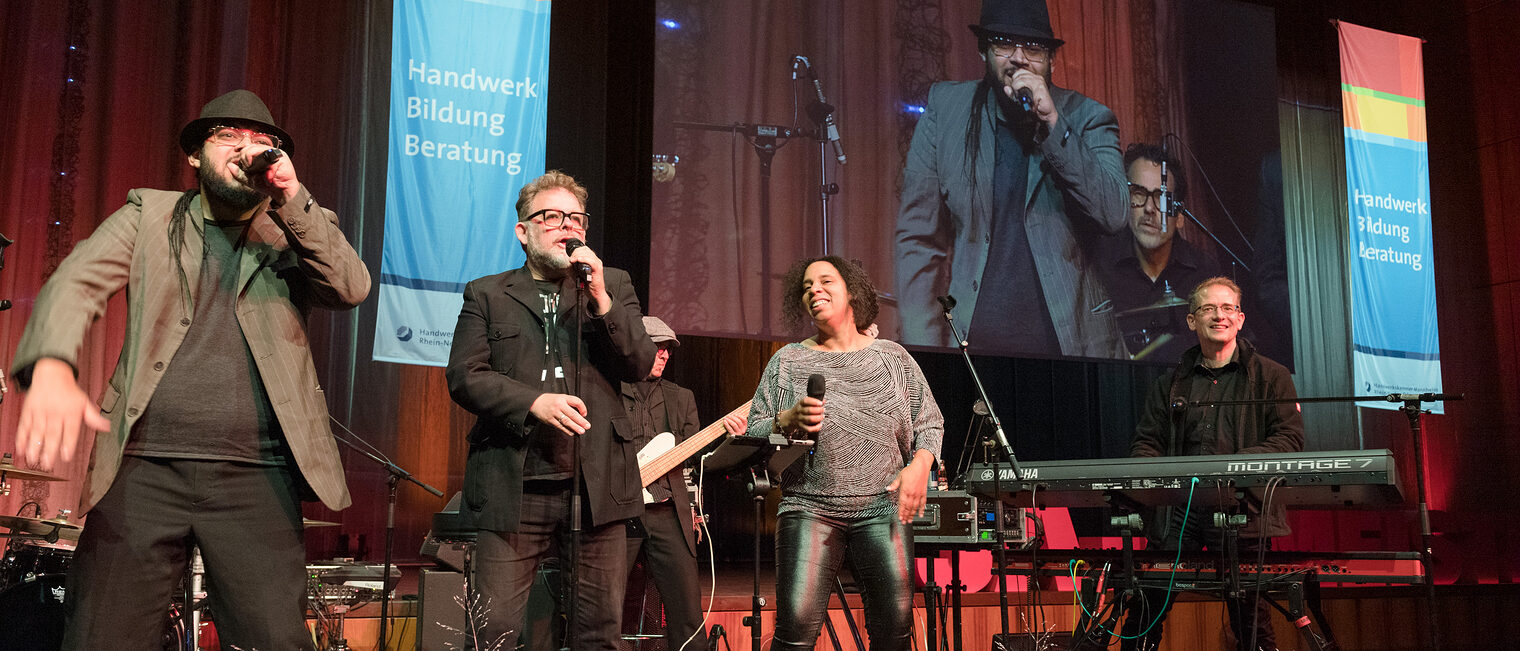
[777, 396, 825, 436]
[888, 450, 936, 524]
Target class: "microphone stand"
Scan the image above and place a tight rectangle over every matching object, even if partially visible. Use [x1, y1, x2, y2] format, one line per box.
[671, 120, 801, 333]
[328, 421, 444, 651]
[938, 299, 1023, 641]
[1188, 392, 1461, 651]
[797, 56, 841, 256]
[566, 273, 589, 649]
[1175, 200, 1251, 274]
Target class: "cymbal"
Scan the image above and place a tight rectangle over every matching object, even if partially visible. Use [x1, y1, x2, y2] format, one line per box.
[1118, 292, 1189, 317]
[0, 453, 66, 482]
[0, 514, 82, 541]
[303, 518, 340, 528]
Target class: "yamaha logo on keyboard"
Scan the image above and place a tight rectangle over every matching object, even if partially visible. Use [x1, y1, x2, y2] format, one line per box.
[978, 468, 1033, 481]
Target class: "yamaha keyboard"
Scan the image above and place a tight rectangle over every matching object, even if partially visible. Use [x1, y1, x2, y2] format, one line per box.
[964, 449, 1402, 509]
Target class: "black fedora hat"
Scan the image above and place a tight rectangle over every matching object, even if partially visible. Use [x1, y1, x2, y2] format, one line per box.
[968, 0, 1064, 49]
[178, 89, 294, 155]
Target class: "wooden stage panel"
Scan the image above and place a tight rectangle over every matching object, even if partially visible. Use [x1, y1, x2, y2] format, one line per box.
[324, 583, 1518, 650]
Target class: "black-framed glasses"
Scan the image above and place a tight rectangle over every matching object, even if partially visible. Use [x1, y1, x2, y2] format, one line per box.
[1192, 303, 1241, 318]
[989, 39, 1052, 62]
[523, 208, 589, 231]
[1128, 182, 1165, 208]
[206, 125, 280, 150]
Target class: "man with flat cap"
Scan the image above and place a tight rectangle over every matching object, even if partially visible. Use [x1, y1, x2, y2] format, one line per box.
[895, 0, 1127, 359]
[11, 89, 369, 649]
[620, 316, 746, 650]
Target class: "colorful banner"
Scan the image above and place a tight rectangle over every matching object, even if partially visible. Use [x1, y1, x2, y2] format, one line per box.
[1337, 21, 1442, 413]
[373, 0, 550, 366]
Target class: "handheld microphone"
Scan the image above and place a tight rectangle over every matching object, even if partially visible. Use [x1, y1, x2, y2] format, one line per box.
[563, 238, 592, 277]
[242, 148, 284, 175]
[1015, 87, 1034, 114]
[807, 373, 826, 402]
[798, 56, 846, 165]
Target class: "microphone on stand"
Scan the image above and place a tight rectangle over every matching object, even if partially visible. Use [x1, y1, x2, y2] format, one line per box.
[1158, 142, 1171, 234]
[563, 238, 593, 278]
[796, 56, 846, 165]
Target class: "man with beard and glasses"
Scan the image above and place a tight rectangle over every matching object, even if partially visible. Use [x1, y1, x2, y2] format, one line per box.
[895, 0, 1127, 359]
[10, 89, 369, 649]
[1097, 143, 1223, 362]
[446, 170, 656, 650]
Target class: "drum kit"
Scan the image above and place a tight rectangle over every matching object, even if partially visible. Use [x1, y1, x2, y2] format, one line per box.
[0, 455, 77, 651]
[1118, 285, 1190, 361]
[0, 459, 353, 651]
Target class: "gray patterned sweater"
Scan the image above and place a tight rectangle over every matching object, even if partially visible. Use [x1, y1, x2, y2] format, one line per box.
[746, 339, 944, 518]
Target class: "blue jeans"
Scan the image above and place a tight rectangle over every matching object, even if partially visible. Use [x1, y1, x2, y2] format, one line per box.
[773, 509, 914, 651]
[473, 487, 628, 651]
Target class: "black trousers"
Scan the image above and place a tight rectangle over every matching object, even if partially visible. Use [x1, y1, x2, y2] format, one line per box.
[473, 488, 629, 651]
[626, 500, 707, 651]
[62, 456, 312, 651]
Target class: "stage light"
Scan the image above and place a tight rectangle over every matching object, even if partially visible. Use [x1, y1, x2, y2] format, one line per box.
[660, 19, 681, 30]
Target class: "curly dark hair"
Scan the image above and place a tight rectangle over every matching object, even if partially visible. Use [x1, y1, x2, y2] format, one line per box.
[779, 256, 879, 333]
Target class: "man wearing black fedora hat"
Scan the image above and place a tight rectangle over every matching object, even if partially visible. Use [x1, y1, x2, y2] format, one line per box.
[895, 0, 1127, 360]
[12, 89, 369, 649]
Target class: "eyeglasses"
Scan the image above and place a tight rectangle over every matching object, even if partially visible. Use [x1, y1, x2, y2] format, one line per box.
[523, 208, 589, 232]
[989, 39, 1052, 62]
[1192, 304, 1241, 318]
[206, 125, 281, 149]
[1128, 182, 1165, 208]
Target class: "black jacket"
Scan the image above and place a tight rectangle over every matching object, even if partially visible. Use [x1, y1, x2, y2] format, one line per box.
[447, 265, 657, 532]
[1129, 337, 1304, 538]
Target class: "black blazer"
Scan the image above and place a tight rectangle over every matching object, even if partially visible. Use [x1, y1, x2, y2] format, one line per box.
[447, 265, 656, 532]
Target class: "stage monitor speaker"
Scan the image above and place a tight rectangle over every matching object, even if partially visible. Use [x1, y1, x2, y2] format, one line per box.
[417, 569, 467, 651]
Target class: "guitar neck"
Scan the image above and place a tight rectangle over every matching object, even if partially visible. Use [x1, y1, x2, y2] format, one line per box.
[641, 400, 753, 487]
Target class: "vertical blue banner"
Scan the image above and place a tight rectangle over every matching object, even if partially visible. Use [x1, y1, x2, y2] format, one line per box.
[373, 0, 550, 366]
[1338, 22, 1443, 413]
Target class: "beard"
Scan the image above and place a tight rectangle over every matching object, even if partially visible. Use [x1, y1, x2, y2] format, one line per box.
[523, 236, 570, 277]
[197, 151, 265, 211]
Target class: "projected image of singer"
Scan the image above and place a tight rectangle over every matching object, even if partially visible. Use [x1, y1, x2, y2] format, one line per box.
[446, 170, 657, 650]
[745, 256, 943, 651]
[1096, 143, 1223, 362]
[10, 89, 369, 649]
[1120, 277, 1304, 651]
[895, 0, 1125, 358]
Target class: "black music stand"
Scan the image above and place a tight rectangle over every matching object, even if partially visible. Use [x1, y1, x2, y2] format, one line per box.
[703, 433, 813, 651]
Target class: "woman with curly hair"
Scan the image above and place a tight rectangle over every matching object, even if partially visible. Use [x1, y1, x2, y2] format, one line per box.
[746, 256, 944, 650]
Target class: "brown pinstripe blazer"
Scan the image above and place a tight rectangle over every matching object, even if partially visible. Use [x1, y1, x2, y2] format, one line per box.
[11, 187, 370, 513]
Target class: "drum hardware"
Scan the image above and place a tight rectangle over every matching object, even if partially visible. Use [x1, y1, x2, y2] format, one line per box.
[1116, 286, 1188, 317]
[0, 512, 81, 543]
[0, 452, 66, 497]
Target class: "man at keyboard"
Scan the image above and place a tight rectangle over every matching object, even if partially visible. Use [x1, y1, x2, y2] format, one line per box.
[1121, 276, 1304, 650]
